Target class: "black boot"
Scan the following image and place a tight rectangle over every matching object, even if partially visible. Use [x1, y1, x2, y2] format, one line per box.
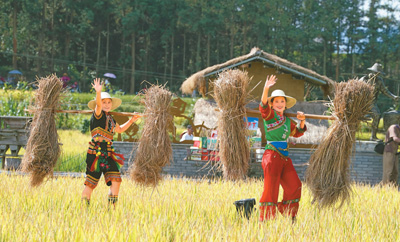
[108, 195, 118, 208]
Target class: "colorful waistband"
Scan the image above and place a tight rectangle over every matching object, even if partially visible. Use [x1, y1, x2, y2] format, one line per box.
[267, 141, 289, 157]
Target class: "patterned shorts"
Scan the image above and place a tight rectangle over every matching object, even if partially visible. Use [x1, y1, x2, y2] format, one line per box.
[84, 153, 122, 189]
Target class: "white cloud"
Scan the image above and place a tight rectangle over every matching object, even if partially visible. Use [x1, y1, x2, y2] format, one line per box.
[362, 0, 400, 21]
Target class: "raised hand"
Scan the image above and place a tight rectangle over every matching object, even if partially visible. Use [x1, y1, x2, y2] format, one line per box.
[91, 78, 102, 93]
[264, 75, 277, 89]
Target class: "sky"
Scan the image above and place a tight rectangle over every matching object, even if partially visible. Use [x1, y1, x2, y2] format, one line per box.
[362, 0, 400, 20]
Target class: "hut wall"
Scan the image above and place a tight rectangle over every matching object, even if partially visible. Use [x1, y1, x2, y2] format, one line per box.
[114, 141, 388, 185]
[206, 61, 305, 101]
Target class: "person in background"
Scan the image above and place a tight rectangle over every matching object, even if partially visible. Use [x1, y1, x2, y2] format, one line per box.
[71, 81, 80, 92]
[180, 125, 194, 142]
[61, 73, 70, 88]
[382, 124, 400, 186]
[104, 79, 111, 93]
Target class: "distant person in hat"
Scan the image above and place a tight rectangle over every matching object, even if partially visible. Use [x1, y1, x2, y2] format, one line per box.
[258, 75, 307, 222]
[82, 78, 142, 208]
[180, 124, 194, 142]
[360, 63, 400, 141]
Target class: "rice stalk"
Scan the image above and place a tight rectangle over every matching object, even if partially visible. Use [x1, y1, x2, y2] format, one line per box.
[128, 85, 173, 186]
[213, 69, 250, 180]
[21, 74, 63, 186]
[305, 79, 374, 207]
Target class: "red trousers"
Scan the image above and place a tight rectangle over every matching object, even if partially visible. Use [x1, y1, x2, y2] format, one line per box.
[260, 150, 302, 220]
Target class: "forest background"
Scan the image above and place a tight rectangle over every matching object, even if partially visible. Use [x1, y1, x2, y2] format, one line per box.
[0, 0, 399, 102]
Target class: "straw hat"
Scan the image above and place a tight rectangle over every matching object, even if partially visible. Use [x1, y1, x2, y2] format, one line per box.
[267, 89, 296, 109]
[88, 92, 122, 110]
[367, 63, 385, 74]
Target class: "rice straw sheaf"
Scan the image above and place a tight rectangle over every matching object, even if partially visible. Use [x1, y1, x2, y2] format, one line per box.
[21, 74, 63, 187]
[129, 85, 173, 186]
[305, 79, 374, 208]
[213, 70, 250, 180]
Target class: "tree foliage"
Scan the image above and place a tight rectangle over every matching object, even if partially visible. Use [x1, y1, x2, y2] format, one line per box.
[0, 0, 399, 93]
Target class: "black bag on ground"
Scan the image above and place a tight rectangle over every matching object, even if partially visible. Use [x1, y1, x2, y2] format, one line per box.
[374, 141, 385, 155]
[233, 198, 256, 219]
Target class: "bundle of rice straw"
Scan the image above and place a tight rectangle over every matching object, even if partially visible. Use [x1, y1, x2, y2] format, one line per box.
[21, 74, 63, 187]
[129, 85, 173, 186]
[213, 70, 250, 180]
[306, 79, 374, 208]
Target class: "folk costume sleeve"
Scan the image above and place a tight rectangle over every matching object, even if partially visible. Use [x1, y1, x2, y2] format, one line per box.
[289, 119, 307, 138]
[94, 109, 103, 119]
[259, 102, 274, 121]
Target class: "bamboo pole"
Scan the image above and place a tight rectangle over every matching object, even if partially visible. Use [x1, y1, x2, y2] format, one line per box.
[245, 109, 335, 120]
[25, 109, 143, 117]
[215, 108, 335, 120]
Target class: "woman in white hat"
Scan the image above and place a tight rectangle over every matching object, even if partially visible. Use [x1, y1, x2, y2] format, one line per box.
[82, 78, 141, 208]
[258, 75, 306, 222]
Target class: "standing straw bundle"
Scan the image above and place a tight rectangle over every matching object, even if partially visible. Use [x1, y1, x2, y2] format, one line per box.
[21, 74, 63, 187]
[129, 85, 173, 186]
[306, 79, 374, 208]
[213, 70, 250, 180]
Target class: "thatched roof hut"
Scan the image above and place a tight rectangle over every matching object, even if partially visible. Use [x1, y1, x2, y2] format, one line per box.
[181, 47, 335, 100]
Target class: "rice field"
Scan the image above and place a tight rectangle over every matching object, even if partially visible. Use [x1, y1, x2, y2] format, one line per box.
[55, 130, 90, 172]
[1, 173, 399, 241]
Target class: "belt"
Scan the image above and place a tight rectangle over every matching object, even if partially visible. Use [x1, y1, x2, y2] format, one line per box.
[267, 141, 289, 157]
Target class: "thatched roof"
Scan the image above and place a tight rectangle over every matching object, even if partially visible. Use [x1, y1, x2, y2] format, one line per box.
[181, 47, 335, 97]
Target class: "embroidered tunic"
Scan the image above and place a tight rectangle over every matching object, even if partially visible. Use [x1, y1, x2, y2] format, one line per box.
[260, 102, 306, 156]
[86, 110, 124, 172]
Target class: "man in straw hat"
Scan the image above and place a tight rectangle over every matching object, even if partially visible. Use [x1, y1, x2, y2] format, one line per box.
[82, 78, 141, 208]
[360, 63, 399, 141]
[258, 75, 307, 222]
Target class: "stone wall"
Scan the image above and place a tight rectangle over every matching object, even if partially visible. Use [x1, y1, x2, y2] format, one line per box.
[114, 141, 389, 185]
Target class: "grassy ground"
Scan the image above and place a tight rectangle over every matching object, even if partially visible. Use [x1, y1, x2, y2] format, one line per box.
[0, 173, 399, 241]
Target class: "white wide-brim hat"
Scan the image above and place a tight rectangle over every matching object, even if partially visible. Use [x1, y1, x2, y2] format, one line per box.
[267, 89, 297, 109]
[88, 92, 122, 111]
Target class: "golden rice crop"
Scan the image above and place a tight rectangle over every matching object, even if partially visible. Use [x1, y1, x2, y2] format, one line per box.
[0, 173, 399, 241]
